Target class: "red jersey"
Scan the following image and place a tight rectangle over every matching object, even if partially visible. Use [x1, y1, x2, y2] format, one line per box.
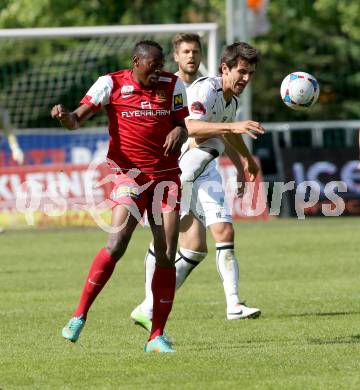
[80, 69, 188, 173]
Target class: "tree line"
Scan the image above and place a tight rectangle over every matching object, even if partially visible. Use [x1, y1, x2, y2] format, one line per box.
[0, 0, 359, 123]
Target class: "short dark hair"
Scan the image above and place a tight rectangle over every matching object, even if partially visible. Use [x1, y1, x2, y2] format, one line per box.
[172, 33, 202, 52]
[132, 40, 164, 58]
[218, 42, 260, 74]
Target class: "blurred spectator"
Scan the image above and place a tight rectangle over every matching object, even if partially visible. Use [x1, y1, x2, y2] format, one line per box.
[1, 107, 24, 165]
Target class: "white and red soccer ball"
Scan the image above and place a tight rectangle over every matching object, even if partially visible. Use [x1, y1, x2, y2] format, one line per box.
[280, 71, 320, 110]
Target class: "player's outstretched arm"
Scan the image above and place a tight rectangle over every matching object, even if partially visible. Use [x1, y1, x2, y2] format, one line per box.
[224, 133, 259, 181]
[185, 118, 265, 139]
[51, 104, 94, 130]
[185, 118, 233, 137]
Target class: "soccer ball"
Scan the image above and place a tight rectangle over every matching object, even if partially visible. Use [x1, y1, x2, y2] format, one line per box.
[280, 71, 320, 110]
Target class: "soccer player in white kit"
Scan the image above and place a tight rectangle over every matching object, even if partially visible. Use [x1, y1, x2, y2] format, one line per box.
[131, 38, 265, 332]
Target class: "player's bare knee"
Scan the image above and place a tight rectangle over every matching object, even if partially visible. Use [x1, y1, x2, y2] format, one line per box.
[220, 225, 234, 242]
[211, 223, 234, 243]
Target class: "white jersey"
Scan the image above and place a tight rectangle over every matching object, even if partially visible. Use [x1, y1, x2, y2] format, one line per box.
[185, 76, 239, 173]
[186, 76, 239, 125]
[174, 71, 193, 89]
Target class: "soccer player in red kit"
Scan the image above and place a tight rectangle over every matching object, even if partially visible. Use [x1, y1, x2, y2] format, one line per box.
[51, 40, 188, 353]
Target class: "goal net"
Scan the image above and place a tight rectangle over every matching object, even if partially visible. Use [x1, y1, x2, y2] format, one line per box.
[0, 24, 225, 230]
[0, 24, 218, 130]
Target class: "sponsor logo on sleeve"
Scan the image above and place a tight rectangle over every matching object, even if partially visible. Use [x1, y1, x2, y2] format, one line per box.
[191, 101, 206, 115]
[155, 90, 167, 102]
[173, 94, 184, 110]
[121, 85, 134, 98]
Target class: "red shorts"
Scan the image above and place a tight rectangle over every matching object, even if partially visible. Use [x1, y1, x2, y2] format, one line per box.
[110, 170, 181, 217]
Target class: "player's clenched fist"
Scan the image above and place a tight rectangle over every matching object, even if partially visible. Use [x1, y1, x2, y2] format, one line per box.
[51, 104, 69, 119]
[51, 104, 72, 128]
[50, 104, 80, 130]
[231, 120, 265, 139]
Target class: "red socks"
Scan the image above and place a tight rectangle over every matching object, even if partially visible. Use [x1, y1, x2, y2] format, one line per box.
[72, 249, 175, 341]
[74, 248, 117, 318]
[149, 266, 176, 340]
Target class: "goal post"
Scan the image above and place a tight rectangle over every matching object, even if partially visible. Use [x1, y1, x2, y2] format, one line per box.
[0, 23, 218, 130]
[0, 24, 218, 74]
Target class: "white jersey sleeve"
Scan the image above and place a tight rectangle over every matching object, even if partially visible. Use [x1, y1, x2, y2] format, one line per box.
[186, 78, 217, 121]
[171, 77, 188, 112]
[81, 75, 113, 110]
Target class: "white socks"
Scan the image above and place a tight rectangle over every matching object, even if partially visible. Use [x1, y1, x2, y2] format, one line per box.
[175, 248, 207, 289]
[140, 241, 241, 317]
[216, 242, 240, 309]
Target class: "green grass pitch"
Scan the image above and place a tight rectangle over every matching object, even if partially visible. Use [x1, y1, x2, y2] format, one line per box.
[1, 218, 360, 389]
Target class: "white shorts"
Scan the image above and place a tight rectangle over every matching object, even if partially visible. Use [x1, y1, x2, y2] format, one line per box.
[183, 164, 232, 227]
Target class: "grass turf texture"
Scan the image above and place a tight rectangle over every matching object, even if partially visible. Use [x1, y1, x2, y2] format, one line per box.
[0, 218, 359, 389]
